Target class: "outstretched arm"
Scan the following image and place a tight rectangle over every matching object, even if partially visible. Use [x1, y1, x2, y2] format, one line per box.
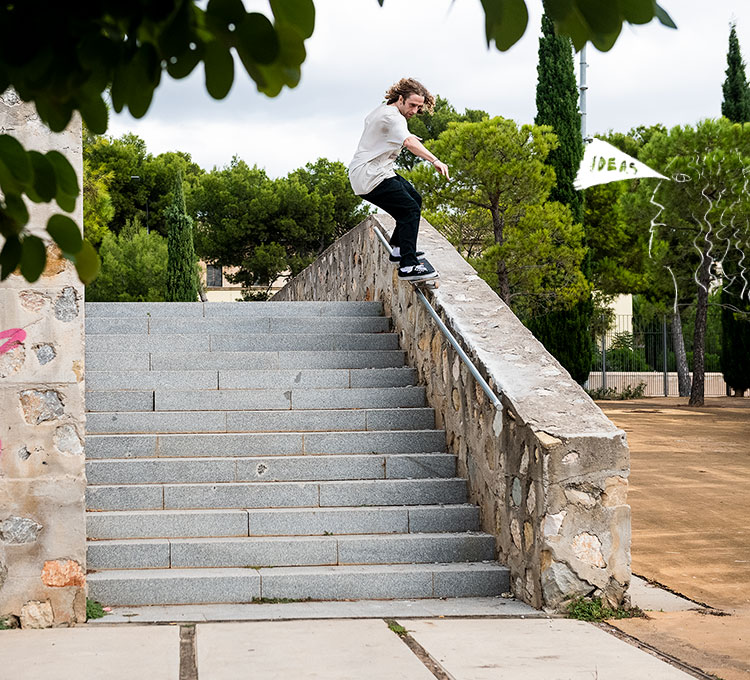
[403, 135, 450, 180]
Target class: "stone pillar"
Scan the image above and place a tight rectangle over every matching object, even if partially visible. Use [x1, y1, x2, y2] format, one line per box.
[0, 92, 86, 627]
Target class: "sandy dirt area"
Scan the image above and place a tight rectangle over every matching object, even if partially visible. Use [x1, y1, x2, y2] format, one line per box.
[599, 397, 750, 680]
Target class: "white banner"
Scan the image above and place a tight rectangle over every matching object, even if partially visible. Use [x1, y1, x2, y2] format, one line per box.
[574, 138, 669, 190]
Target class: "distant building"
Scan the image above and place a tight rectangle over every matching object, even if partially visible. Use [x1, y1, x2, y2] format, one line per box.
[199, 261, 287, 301]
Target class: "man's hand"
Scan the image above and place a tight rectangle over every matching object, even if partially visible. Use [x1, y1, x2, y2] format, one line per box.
[432, 159, 450, 180]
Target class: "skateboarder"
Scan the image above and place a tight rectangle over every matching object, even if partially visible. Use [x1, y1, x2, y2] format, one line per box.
[348, 78, 450, 282]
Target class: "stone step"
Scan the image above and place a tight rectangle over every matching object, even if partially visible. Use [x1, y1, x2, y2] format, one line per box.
[86, 387, 427, 413]
[86, 533, 496, 570]
[86, 562, 510, 605]
[86, 478, 468, 511]
[85, 350, 407, 371]
[86, 407, 436, 434]
[85, 430, 448, 459]
[86, 316, 391, 335]
[85, 453, 456, 485]
[85, 368, 417, 391]
[86, 505, 481, 540]
[86, 333, 399, 354]
[85, 301, 384, 318]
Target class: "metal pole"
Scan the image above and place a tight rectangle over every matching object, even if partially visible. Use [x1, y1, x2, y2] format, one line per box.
[579, 45, 589, 141]
[372, 226, 502, 410]
[662, 315, 669, 396]
[601, 330, 607, 391]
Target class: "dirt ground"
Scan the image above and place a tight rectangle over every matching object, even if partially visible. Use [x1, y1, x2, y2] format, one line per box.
[599, 397, 750, 680]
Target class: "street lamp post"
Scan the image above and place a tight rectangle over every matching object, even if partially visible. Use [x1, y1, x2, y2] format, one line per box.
[130, 175, 149, 233]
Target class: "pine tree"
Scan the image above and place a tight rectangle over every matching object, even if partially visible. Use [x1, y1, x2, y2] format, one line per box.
[721, 22, 750, 395]
[165, 172, 198, 302]
[530, 13, 593, 385]
[722, 23, 750, 123]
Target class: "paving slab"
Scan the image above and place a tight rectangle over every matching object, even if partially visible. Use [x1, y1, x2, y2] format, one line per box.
[195, 619, 435, 680]
[87, 597, 539, 623]
[406, 618, 694, 679]
[0, 626, 179, 680]
[628, 575, 701, 612]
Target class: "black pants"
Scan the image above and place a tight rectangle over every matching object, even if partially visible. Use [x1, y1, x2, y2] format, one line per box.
[361, 174, 422, 267]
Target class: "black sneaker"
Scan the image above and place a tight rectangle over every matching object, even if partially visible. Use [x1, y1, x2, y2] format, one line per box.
[389, 249, 425, 263]
[398, 261, 438, 281]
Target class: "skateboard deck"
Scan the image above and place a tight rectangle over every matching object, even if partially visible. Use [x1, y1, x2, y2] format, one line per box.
[404, 257, 439, 289]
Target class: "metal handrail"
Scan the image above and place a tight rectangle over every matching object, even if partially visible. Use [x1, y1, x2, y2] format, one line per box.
[373, 226, 502, 409]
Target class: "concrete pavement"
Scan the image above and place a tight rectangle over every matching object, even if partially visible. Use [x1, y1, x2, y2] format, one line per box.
[1, 615, 698, 680]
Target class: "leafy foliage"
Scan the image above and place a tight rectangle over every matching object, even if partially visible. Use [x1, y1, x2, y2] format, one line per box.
[1, 0, 676, 283]
[408, 116, 589, 317]
[193, 157, 364, 294]
[720, 23, 750, 394]
[166, 173, 199, 302]
[622, 118, 750, 405]
[82, 158, 115, 247]
[86, 220, 168, 302]
[567, 596, 644, 621]
[396, 96, 489, 171]
[85, 599, 106, 620]
[531, 12, 591, 385]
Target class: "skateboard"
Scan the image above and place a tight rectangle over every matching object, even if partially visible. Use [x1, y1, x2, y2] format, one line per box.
[403, 256, 440, 289]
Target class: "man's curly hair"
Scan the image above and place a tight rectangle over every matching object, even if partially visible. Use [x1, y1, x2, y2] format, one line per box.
[384, 78, 435, 114]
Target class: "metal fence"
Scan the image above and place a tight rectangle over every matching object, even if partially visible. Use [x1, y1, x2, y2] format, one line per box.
[585, 314, 728, 397]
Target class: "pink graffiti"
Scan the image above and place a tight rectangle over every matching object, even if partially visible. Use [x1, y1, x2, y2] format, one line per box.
[0, 328, 26, 355]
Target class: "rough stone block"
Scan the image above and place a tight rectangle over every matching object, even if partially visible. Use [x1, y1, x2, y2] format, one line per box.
[226, 410, 365, 433]
[291, 387, 425, 410]
[350, 368, 417, 388]
[319, 479, 467, 507]
[170, 536, 337, 568]
[87, 539, 170, 569]
[246, 507, 408, 536]
[219, 369, 350, 390]
[155, 389, 291, 411]
[210, 333, 398, 352]
[149, 351, 279, 371]
[163, 482, 318, 509]
[303, 430, 446, 455]
[86, 390, 153, 412]
[259, 564, 434, 600]
[86, 411, 227, 434]
[86, 568, 261, 605]
[365, 408, 435, 431]
[86, 485, 163, 511]
[278, 351, 405, 369]
[235, 455, 386, 482]
[336, 533, 495, 565]
[386, 454, 456, 479]
[85, 458, 236, 485]
[86, 509, 249, 540]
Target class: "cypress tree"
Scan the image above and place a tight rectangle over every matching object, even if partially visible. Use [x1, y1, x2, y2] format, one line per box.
[165, 172, 198, 302]
[529, 13, 593, 385]
[720, 22, 750, 395]
[722, 23, 750, 122]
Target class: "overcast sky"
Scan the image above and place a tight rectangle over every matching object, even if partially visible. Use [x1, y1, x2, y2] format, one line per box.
[108, 0, 750, 177]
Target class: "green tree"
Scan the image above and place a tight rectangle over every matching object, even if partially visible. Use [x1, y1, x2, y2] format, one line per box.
[530, 12, 592, 385]
[86, 221, 168, 301]
[722, 23, 750, 123]
[0, 1, 677, 283]
[623, 118, 750, 406]
[193, 158, 336, 294]
[720, 22, 750, 396]
[408, 117, 588, 317]
[166, 173, 198, 302]
[289, 158, 370, 239]
[396, 96, 488, 171]
[82, 158, 115, 247]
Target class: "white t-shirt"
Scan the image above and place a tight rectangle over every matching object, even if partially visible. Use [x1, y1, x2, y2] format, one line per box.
[348, 104, 411, 195]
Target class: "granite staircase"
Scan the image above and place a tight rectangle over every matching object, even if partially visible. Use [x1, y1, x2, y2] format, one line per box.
[84, 301, 509, 606]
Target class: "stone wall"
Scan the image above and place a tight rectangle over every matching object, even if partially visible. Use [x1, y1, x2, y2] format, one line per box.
[0, 94, 86, 627]
[274, 215, 631, 610]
